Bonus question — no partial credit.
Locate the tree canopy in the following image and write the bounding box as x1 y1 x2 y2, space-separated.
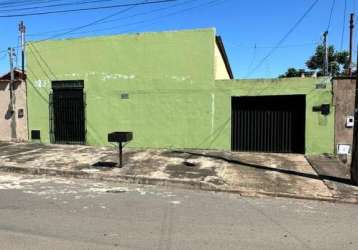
279 45 350 78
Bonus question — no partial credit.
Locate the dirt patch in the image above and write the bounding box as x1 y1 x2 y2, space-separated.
165 163 216 179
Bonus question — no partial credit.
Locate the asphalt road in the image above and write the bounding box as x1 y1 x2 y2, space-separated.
0 173 357 250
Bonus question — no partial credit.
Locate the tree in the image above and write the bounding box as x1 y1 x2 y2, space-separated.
279 68 307 78
280 45 349 78
305 45 349 76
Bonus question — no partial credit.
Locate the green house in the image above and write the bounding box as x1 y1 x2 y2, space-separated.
27 28 334 155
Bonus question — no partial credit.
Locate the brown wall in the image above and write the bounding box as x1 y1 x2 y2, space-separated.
0 80 28 141
333 78 356 163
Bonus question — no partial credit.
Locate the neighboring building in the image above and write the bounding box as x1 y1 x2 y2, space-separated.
26 28 334 155
332 77 356 163
0 69 28 141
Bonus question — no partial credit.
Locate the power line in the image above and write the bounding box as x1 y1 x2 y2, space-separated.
0 0 66 8
54 0 225 37
0 0 119 13
31 0 176 42
0 0 176 18
28 0 197 37
43 6 137 40
0 0 63 8
245 44 257 77
245 0 319 78
79 0 199 27
327 0 336 31
96 0 198 25
228 41 318 49
0 0 210 53
5 0 176 80
0 3 139 53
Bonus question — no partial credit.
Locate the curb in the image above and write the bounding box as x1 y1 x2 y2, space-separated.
1 165 357 204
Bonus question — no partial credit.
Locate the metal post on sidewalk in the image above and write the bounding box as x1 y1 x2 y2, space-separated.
119 142 123 168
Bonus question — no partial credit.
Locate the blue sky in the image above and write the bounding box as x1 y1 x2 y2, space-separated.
0 0 356 78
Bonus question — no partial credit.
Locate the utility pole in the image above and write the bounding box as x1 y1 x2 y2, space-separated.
8 47 14 107
19 21 26 77
349 13 355 76
8 47 17 139
351 44 358 184
323 31 329 76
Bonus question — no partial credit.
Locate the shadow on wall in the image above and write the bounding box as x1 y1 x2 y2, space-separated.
1 81 22 121
0 81 21 91
4 107 13 120
0 83 6 91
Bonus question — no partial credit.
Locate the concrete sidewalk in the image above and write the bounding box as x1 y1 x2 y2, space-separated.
0 141 357 203
307 155 358 203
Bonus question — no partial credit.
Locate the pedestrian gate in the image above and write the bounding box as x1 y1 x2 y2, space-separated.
231 95 306 153
50 80 85 144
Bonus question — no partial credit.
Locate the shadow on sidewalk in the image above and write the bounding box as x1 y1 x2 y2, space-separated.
172 150 355 186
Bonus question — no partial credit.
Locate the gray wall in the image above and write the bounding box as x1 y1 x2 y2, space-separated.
333 78 356 163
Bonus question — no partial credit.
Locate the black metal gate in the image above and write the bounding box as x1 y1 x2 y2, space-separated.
232 95 306 153
50 80 85 144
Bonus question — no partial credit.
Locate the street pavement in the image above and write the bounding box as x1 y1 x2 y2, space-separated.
0 173 357 250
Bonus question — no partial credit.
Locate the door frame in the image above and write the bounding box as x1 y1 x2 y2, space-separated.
49 80 86 144
231 94 306 153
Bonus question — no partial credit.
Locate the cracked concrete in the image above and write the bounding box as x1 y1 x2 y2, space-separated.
0 141 354 202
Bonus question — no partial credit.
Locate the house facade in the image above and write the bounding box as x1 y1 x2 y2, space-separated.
26 28 334 155
0 70 28 141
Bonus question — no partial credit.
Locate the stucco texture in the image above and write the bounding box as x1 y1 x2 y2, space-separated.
214 78 334 155
0 80 28 141
26 28 334 154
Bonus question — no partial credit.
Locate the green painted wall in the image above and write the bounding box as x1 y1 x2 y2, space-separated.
214 78 334 155
27 29 216 148
27 28 334 154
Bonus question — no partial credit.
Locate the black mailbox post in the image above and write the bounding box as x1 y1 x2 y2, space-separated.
108 132 133 168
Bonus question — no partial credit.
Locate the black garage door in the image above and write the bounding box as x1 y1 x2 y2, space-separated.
231 95 306 153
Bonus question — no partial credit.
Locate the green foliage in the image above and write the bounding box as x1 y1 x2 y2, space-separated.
280 45 349 78
279 68 307 78
306 45 349 76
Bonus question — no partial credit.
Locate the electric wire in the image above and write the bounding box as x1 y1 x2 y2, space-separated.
326 0 336 31
93 0 198 25
28 0 196 37
0 0 176 18
0 0 119 13
63 0 225 37
19 0 216 82
33 0 176 41
245 0 320 78
245 44 257 76
9 0 178 82
228 41 318 49
0 3 137 53
0 0 64 8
